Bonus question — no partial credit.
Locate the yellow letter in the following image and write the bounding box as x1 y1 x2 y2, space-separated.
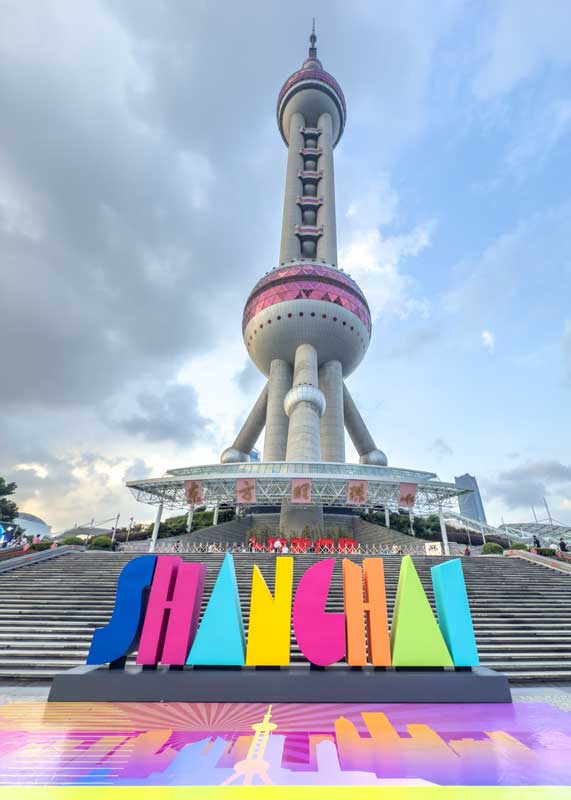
246 557 293 665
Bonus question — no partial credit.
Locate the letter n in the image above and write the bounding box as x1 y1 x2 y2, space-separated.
136 557 206 666
343 558 391 666
87 555 157 666
246 556 293 666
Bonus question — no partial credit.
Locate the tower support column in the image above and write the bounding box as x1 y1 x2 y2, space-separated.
263 359 292 461
319 360 345 462
279 111 305 263
343 383 388 466
316 112 337 265
281 344 325 534
285 344 324 461
221 382 268 463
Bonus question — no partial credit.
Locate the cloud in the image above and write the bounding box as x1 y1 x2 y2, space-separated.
504 98 571 175
431 437 454 457
484 460 571 511
499 461 571 484
481 330 495 353
564 320 571 383
119 384 212 445
234 361 262 393
123 458 153 482
384 322 443 359
339 176 435 321
473 0 571 100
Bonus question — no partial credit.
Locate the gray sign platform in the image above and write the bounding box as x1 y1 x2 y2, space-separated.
48 665 511 703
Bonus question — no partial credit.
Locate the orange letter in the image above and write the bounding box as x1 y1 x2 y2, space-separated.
343 558 391 666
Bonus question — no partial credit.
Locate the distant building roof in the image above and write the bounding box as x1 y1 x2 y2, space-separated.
13 513 52 539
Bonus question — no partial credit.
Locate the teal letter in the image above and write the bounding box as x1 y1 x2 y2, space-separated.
431 559 479 667
187 553 245 665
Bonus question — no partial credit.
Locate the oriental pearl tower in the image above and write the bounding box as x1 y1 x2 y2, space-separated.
220 26 387 533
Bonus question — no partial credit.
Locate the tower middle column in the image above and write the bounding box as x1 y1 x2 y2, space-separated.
281 344 325 534
263 359 292 461
279 112 305 263
319 360 345 462
284 344 325 461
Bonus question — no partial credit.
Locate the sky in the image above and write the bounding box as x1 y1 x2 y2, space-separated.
1 0 570 533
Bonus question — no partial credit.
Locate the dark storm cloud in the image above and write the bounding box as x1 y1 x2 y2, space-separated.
431 437 453 457
0 1 462 528
119 384 212 444
234 361 263 393
0 1 453 416
483 460 571 510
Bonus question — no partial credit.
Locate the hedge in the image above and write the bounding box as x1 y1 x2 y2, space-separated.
28 541 53 552
89 535 113 550
482 542 504 555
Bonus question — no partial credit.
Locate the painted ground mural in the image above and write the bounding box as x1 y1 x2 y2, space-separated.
0 701 570 789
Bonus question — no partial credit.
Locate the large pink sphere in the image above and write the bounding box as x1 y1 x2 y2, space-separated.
243 262 371 377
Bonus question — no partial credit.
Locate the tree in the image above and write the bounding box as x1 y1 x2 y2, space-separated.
0 478 18 522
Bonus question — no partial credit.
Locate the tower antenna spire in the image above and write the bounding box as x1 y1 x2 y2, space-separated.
309 18 317 59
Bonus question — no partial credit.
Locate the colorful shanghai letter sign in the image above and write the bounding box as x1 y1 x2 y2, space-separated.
86 554 480 671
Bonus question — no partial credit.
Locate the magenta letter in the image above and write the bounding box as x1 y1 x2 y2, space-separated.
136 556 205 666
293 558 346 666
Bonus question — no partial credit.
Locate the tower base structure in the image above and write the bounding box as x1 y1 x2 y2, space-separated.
280 500 323 535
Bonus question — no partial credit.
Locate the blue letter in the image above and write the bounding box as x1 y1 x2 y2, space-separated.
87 555 157 665
187 553 246 665
431 559 479 667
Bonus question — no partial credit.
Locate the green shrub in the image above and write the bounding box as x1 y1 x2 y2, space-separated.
62 536 84 546
28 541 52 552
537 547 556 557
510 543 529 551
482 542 504 555
89 535 113 550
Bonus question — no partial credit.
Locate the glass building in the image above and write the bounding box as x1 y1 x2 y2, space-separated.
455 474 487 523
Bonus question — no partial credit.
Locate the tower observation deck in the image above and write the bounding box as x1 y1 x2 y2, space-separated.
127 28 469 538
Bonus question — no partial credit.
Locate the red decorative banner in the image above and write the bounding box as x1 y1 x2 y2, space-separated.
236 478 257 504
184 479 203 505
291 478 312 504
347 479 368 505
398 482 417 509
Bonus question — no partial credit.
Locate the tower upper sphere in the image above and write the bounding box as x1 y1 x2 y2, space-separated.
277 26 346 147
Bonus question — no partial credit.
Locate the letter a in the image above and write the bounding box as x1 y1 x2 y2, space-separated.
136 557 206 666
293 559 346 666
87 555 156 665
246 556 293 666
391 556 453 667
343 558 391 666
431 559 479 667
187 553 246 666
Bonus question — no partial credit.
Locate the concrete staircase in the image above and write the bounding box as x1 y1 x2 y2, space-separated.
0 551 569 683
354 519 422 550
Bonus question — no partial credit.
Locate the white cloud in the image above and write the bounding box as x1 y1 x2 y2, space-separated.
340 222 433 320
505 97 571 174
473 0 571 100
481 330 495 353
564 320 571 383
340 177 434 321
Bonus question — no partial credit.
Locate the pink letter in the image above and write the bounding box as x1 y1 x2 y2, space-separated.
293 558 346 666
136 557 205 666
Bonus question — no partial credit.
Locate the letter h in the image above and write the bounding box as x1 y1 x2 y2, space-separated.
343 558 391 666
136 557 206 666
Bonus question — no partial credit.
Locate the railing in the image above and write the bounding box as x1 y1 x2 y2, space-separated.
121 541 429 556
